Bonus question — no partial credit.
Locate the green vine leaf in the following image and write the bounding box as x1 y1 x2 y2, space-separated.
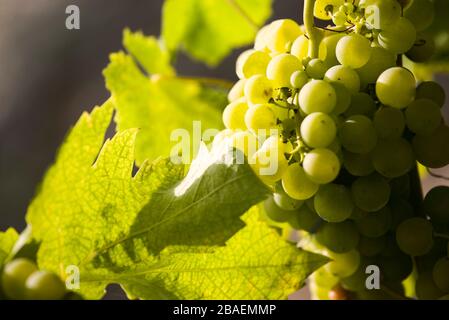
82 206 328 300
0 228 18 267
25 101 269 299
105 30 228 164
162 0 273 66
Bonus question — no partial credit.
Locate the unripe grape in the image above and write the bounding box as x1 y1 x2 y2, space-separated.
423 186 449 225
355 206 392 238
251 136 288 182
324 65 360 94
236 49 271 79
343 151 375 177
303 148 341 184
405 98 442 136
291 35 327 61
373 107 405 139
314 184 354 223
265 19 303 53
404 0 435 31
1 258 38 300
289 205 323 232
433 258 449 293
281 164 319 200
344 92 376 118
321 33 345 68
266 53 302 87
25 270 66 300
340 115 377 154
416 271 445 300
406 32 435 63
222 99 248 130
378 17 416 54
228 79 246 102
360 0 401 29
273 191 303 211
299 80 337 114
376 67 416 109
244 104 277 136
372 138 414 178
330 82 351 115
300 112 337 148
355 47 396 89
314 0 345 20
416 81 446 108
290 70 309 89
325 249 360 277
351 174 391 212
254 24 271 52
244 75 274 105
396 217 434 256
305 59 327 79
412 124 449 168
336 34 372 69
263 196 295 223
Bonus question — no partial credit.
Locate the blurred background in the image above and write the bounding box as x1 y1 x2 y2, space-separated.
0 0 448 247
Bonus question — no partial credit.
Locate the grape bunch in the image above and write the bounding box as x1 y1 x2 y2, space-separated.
0 258 77 300
215 0 449 300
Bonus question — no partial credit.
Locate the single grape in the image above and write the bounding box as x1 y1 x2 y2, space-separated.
325 249 361 277
312 267 339 289
314 184 354 222
291 35 327 61
314 0 344 20
265 19 303 53
282 164 319 200
356 47 396 89
228 79 246 102
416 271 445 300
433 258 449 293
404 0 435 31
405 98 442 136
423 186 449 225
263 196 295 223
373 107 405 139
25 270 66 300
360 0 402 29
236 49 271 79
378 17 417 54
244 75 274 105
336 34 372 69
357 235 387 257
300 113 337 148
266 53 302 88
322 33 345 68
343 151 375 177
351 174 391 212
1 258 38 300
222 99 248 130
330 82 351 115
251 136 288 182
396 217 434 256
406 32 435 63
290 70 309 89
324 65 360 94
306 59 328 79
273 191 303 211
376 67 416 109
254 24 271 52
416 81 446 108
413 124 449 168
244 103 277 136
229 131 259 159
299 80 337 114
303 148 341 184
340 115 377 154
355 206 392 238
372 138 414 178
288 205 323 232
341 261 369 292
344 92 376 118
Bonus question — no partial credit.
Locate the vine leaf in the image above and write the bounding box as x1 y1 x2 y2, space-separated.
162 0 273 66
104 30 227 164
0 228 18 267
82 206 328 300
25 101 269 298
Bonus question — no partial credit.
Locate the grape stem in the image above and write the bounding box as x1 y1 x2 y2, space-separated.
304 0 319 59
226 0 259 31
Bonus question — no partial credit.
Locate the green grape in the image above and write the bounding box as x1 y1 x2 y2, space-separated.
317 221 360 253
404 0 435 31
360 0 402 29
236 49 271 79
396 217 434 256
303 148 341 184
416 81 446 108
312 267 339 289
423 186 449 225
25 271 66 300
263 196 295 223
314 0 344 20
389 174 411 199
325 249 361 277
322 33 345 68
228 79 246 102
343 151 375 177
229 131 259 158
306 197 316 212
340 115 378 154
341 261 369 292
356 206 392 238
378 17 417 54
244 75 274 105
389 197 414 229
222 99 248 130
282 164 319 200
314 184 354 222
330 82 351 115
299 80 337 114
378 253 413 282
265 19 303 53
413 124 449 168
358 235 387 257
355 47 396 89
306 59 327 79
373 107 405 139
251 136 288 182
1 258 38 300
291 35 327 61
300 113 337 148
290 70 309 89
266 53 302 88
351 174 391 212
344 92 376 118
415 238 448 273
416 271 445 300
350 207 368 221
433 258 449 293
244 103 277 135
288 205 323 232
376 67 416 109
405 98 442 136
336 34 372 69
406 32 435 63
324 65 360 94
372 138 414 178
254 24 271 52
273 190 303 211
332 10 347 27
